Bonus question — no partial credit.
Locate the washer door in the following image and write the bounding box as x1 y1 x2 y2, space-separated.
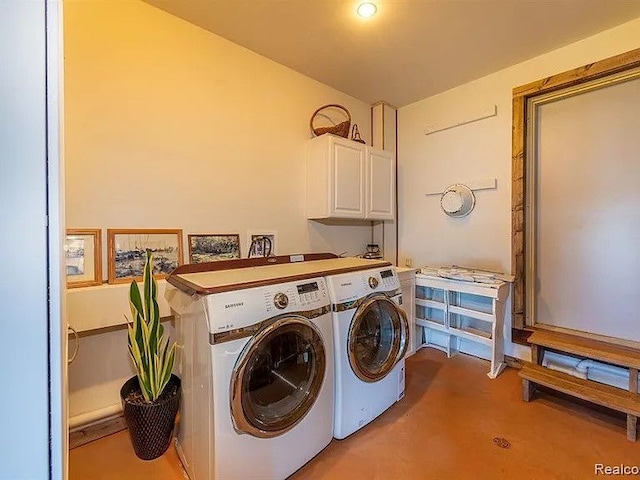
230 316 326 438
348 295 408 382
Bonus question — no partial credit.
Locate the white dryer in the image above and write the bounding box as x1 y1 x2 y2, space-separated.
326 266 408 439
166 274 334 480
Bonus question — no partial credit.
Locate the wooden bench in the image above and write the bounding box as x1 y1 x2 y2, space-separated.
519 329 640 441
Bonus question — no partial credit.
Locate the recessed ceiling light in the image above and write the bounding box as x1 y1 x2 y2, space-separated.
357 2 377 18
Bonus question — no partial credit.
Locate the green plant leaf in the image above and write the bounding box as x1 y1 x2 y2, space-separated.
158 341 176 395
125 250 177 403
129 280 143 319
143 251 153 321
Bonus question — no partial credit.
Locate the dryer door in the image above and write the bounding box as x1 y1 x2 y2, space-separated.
230 316 326 438
348 295 408 382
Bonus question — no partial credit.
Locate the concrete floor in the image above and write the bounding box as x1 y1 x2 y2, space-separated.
70 349 639 480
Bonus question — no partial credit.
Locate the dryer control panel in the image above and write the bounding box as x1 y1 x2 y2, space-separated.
326 267 400 304
361 268 399 293
379 269 397 289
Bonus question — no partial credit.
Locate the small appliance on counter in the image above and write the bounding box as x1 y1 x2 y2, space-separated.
362 244 382 259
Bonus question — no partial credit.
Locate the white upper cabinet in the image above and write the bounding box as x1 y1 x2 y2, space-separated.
366 147 395 220
307 134 395 220
330 136 366 218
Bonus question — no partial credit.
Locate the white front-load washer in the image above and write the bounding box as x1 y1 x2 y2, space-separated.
166 275 334 480
326 266 408 439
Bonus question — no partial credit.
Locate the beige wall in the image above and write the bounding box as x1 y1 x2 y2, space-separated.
65 0 372 261
65 0 372 421
398 16 640 359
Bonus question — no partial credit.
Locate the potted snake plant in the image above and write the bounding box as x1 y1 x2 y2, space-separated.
120 250 181 460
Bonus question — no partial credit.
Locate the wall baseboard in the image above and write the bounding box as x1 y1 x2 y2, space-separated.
69 414 127 449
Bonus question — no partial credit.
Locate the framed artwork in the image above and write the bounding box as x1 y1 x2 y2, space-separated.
188 234 241 263
107 229 183 284
65 229 102 288
247 230 278 258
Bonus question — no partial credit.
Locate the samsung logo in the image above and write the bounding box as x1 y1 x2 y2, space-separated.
224 302 244 309
340 282 352 287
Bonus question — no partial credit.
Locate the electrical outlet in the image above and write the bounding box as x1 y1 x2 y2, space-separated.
404 257 413 268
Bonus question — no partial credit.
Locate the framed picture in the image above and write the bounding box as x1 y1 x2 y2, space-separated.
65 229 102 288
107 229 183 284
247 230 278 258
188 234 241 263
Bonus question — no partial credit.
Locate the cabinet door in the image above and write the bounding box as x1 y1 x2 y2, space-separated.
366 148 395 220
331 139 365 218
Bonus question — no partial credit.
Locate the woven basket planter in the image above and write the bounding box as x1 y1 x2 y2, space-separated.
120 374 181 461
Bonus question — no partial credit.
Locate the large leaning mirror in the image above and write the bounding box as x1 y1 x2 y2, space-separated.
511 48 640 346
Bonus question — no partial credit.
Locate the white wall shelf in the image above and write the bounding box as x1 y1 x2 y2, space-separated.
424 178 497 196
416 318 447 333
415 273 510 378
423 104 497 136
67 280 172 333
415 298 445 309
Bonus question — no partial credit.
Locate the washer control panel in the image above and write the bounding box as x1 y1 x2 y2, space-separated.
262 278 329 314
296 281 323 304
273 292 289 309
207 277 330 333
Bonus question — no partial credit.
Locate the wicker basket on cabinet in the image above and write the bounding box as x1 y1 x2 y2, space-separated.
310 104 351 138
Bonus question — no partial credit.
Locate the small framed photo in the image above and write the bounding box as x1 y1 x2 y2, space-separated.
107 229 183 284
65 229 102 288
247 230 277 258
188 234 241 263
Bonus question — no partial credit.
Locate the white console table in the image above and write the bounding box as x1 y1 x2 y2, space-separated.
415 272 510 378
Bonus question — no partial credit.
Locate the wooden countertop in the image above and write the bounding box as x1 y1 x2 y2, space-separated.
167 256 392 296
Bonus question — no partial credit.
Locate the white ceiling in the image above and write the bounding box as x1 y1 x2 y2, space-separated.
145 0 640 107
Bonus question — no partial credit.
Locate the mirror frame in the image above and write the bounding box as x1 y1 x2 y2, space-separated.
510 47 640 342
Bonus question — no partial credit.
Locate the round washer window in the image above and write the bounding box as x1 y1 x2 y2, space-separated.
231 317 326 438
348 296 407 382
